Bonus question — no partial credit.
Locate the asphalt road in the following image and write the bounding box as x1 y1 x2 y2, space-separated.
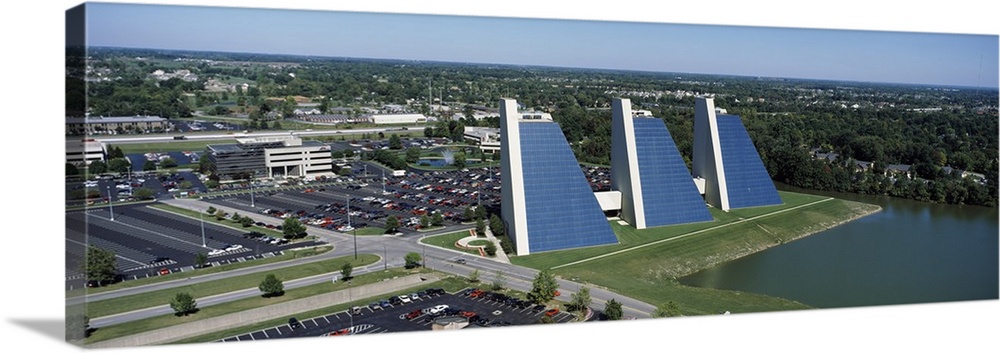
77 196 655 329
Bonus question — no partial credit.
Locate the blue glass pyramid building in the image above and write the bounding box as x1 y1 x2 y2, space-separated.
692 96 782 210
610 98 713 228
500 99 618 255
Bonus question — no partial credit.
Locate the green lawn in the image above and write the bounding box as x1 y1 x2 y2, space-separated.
412 191 881 316
86 266 429 344
69 246 332 299
502 191 881 315
353 226 387 235
421 229 483 255
84 254 379 318
167 274 473 344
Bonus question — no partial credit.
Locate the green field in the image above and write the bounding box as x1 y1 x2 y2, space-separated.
168 274 473 344
69 245 332 298
84 254 379 318
421 229 483 255
483 191 879 315
85 266 426 344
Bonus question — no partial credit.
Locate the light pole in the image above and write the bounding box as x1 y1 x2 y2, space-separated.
383 242 387 271
249 176 255 208
200 211 207 247
348 194 357 260
107 184 114 221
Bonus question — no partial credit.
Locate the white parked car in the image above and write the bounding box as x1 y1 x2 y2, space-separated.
225 244 243 251
398 295 412 304
428 304 449 314
208 249 225 256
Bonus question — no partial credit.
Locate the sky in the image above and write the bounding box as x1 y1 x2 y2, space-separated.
82 1 999 88
0 2 997 353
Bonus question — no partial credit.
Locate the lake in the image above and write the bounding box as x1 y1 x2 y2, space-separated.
679 185 999 308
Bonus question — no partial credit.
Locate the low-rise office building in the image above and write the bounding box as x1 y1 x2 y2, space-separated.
66 115 169 135
205 136 333 180
66 138 105 166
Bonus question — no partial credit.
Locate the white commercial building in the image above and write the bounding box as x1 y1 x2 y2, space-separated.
66 139 105 166
369 114 428 125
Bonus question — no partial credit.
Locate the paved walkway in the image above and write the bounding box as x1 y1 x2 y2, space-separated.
454 228 510 264
87 273 441 348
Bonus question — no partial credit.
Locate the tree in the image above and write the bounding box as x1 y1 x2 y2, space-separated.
193 252 208 269
405 147 422 164
160 157 178 168
475 218 486 236
282 217 307 239
341 262 354 280
468 269 480 283
431 211 444 227
107 157 131 174
133 187 154 200
474 205 487 220
527 268 558 304
453 152 467 169
214 208 226 221
419 214 430 228
170 292 198 316
490 270 507 291
389 134 403 149
206 206 217 215
258 274 285 298
87 160 108 175
424 126 434 138
404 252 422 269
143 160 157 171
385 215 399 233
489 214 505 237
463 206 475 222
569 287 592 312
66 163 80 176
652 301 681 318
604 299 623 320
83 246 117 285
231 211 241 223
65 313 90 340
240 216 254 227
484 241 497 257
108 146 125 159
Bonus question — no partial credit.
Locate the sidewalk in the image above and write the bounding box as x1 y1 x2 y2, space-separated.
454 228 511 264
88 273 441 348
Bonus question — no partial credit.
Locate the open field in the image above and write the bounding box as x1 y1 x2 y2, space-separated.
85 254 379 318
85 266 429 344
505 191 882 314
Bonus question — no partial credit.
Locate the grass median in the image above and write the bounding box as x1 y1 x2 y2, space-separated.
168 275 474 344
85 253 378 318
86 267 445 344
68 246 333 298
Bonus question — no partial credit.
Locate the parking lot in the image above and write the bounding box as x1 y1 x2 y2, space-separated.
219 288 576 342
65 202 322 289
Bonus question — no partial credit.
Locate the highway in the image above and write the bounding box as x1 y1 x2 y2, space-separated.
92 125 426 144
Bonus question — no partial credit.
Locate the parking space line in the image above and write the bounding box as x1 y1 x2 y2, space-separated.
310 318 319 326
262 330 269 338
322 316 330 324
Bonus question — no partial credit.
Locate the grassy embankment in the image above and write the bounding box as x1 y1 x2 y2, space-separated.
508 191 881 315
82 254 381 344
421 229 483 255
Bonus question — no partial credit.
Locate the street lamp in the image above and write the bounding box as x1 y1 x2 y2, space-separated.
348 194 357 260
383 242 387 271
249 176 255 208
200 210 207 247
107 184 114 221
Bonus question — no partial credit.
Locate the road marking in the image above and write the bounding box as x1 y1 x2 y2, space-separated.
552 197 835 269
322 316 330 324
262 330 269 338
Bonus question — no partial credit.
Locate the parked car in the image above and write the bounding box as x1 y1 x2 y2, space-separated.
545 308 560 317
158 268 170 276
288 317 300 329
398 295 412 304
428 304 449 315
